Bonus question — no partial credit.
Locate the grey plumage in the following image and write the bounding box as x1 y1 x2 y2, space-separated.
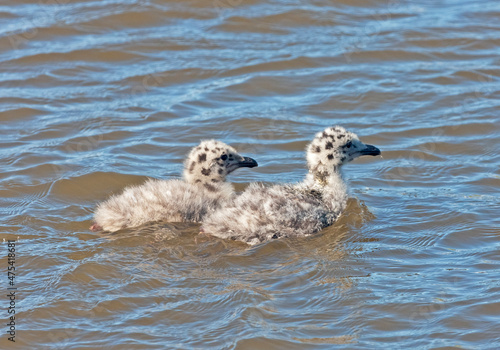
90 140 258 232
200 126 381 245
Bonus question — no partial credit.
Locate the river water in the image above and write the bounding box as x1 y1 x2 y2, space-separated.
1 0 500 348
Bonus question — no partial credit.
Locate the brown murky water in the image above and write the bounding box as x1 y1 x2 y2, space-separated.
1 0 500 348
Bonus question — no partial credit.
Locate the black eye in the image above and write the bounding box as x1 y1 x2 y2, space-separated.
345 141 352 148
221 154 228 161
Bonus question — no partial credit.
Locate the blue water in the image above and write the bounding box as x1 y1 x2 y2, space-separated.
1 0 500 348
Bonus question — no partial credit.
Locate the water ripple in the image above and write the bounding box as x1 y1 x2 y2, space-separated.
1 0 500 348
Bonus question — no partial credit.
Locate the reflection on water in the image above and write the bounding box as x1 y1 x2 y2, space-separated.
1 0 500 348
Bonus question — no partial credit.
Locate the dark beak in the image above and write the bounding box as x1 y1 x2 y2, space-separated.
360 144 381 156
238 156 258 168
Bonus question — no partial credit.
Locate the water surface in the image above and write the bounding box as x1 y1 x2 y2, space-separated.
1 0 500 348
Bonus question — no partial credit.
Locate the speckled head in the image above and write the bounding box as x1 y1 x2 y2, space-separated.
183 140 258 189
306 126 380 181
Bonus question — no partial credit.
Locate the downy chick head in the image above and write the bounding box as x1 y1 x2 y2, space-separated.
183 140 258 190
306 126 380 183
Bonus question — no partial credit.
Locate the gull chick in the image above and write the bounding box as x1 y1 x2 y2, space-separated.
200 126 380 245
90 140 258 232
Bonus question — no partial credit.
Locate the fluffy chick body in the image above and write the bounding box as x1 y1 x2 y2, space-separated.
91 140 257 232
201 126 380 245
